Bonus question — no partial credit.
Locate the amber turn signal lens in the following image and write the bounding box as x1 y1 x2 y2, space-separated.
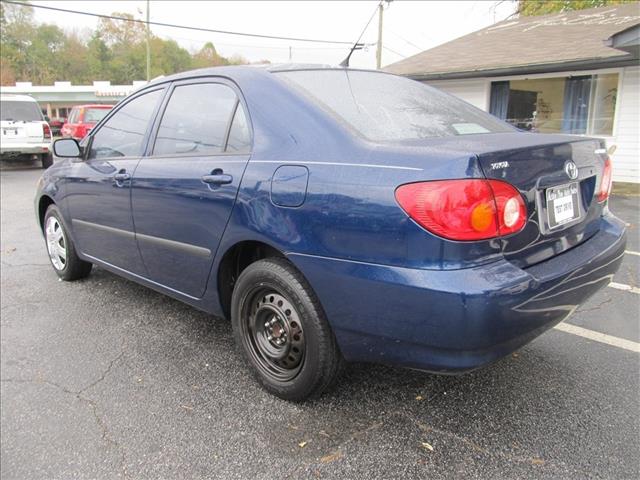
470 202 495 232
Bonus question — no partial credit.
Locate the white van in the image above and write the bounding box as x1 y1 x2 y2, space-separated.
1 94 53 168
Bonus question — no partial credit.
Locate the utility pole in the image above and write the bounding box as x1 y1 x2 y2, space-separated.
289 46 292 62
375 2 384 69
146 0 151 81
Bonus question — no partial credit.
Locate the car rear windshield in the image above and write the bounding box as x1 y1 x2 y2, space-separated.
84 108 110 123
1 100 43 122
276 70 513 141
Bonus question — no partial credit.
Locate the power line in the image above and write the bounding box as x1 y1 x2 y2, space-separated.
0 0 355 45
383 45 407 59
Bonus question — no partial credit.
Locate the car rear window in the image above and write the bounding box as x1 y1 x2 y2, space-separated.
84 108 110 123
1 100 43 122
276 70 513 141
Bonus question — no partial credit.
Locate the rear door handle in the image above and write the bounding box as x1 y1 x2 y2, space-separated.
201 172 233 185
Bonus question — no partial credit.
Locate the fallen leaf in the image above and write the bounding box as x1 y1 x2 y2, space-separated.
298 441 308 448
512 352 520 358
421 442 434 452
415 395 423 401
6 247 16 253
531 458 545 465
320 451 344 463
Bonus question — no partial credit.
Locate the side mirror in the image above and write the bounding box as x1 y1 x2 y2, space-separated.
53 138 82 158
44 115 50 122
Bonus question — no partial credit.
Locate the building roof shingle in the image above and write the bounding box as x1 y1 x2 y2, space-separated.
385 3 640 79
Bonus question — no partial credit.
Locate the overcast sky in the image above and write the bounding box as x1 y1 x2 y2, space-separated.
30 0 517 69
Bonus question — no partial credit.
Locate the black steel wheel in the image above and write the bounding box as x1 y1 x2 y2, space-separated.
231 257 342 401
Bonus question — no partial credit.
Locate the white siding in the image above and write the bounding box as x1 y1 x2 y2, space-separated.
424 79 489 110
611 66 639 184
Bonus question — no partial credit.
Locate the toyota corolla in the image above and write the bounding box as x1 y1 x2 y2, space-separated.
36 66 626 401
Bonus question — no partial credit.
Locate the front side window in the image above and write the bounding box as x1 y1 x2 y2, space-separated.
489 73 618 136
84 108 110 124
153 83 237 156
277 70 512 141
88 89 163 159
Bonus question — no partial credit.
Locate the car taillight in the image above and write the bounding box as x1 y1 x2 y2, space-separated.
42 123 51 139
597 156 612 203
395 179 527 241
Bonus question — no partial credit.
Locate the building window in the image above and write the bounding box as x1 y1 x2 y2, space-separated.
489 73 618 136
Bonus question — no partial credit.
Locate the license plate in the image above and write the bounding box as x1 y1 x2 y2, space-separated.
547 182 580 229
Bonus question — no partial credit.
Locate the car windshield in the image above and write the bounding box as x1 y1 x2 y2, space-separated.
276 70 513 141
84 108 110 123
1 100 43 122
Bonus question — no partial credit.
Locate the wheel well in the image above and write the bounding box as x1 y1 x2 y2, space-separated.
38 195 55 231
218 241 284 319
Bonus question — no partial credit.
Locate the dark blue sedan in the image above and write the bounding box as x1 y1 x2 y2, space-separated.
37 66 626 401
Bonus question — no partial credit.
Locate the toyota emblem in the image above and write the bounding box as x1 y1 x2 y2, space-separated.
565 161 578 180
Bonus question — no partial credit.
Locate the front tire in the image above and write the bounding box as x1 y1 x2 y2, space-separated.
44 205 92 281
231 257 342 401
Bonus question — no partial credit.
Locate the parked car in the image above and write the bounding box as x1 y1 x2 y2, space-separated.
37 67 625 401
47 117 66 137
61 104 112 140
1 94 53 168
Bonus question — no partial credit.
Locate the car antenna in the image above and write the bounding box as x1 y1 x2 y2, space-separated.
339 1 382 68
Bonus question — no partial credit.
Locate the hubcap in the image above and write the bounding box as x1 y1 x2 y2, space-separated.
45 216 67 271
242 289 305 382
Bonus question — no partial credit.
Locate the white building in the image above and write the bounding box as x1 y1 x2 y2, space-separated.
0 81 147 120
386 4 640 184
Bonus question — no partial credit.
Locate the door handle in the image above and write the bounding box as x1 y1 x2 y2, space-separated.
201 171 233 185
114 170 131 183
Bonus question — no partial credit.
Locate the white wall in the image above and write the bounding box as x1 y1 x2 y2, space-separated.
425 68 639 184
425 78 489 110
612 66 640 184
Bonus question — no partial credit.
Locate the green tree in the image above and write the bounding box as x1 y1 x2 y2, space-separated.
86 32 112 81
191 42 228 68
517 0 637 16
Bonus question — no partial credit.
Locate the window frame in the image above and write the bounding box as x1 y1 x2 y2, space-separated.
83 85 168 161
146 77 254 159
486 68 623 138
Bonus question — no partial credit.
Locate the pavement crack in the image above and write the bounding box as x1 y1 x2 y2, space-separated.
77 350 126 395
574 296 612 313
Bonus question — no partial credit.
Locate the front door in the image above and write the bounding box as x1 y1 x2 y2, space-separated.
131 80 252 298
65 88 166 274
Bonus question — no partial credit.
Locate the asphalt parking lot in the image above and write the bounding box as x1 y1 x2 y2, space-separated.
1 163 639 479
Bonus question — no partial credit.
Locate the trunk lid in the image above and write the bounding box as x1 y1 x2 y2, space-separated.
473 133 606 268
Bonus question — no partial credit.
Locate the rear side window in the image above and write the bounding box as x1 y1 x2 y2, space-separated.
84 108 110 123
153 83 237 156
1 100 43 122
88 89 163 159
276 70 513 141
226 105 251 153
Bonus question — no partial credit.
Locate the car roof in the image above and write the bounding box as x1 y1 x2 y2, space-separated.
144 65 395 89
0 94 39 102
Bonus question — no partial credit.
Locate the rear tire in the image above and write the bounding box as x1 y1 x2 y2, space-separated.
44 205 92 281
231 257 342 401
41 153 53 169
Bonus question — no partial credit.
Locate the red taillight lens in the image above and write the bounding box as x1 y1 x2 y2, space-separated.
395 179 527 241
597 156 612 203
42 123 51 139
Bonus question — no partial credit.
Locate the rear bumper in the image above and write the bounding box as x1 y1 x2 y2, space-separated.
1 143 50 156
288 213 626 372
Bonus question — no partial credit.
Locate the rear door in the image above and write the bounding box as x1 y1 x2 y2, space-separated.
65 87 166 274
131 78 252 298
